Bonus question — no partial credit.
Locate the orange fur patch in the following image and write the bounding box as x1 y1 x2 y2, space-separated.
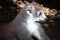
33 4 42 10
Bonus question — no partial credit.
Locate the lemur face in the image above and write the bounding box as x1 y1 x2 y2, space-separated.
26 4 47 22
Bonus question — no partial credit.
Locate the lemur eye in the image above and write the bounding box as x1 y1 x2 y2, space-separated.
37 10 44 16
39 12 42 16
37 11 42 16
28 10 32 13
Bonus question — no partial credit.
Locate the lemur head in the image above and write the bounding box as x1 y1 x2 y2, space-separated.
25 2 47 22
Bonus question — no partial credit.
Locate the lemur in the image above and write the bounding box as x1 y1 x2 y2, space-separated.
0 2 51 40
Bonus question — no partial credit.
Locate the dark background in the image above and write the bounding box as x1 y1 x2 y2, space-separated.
0 0 60 40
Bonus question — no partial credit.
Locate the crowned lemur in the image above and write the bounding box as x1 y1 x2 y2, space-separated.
0 2 51 40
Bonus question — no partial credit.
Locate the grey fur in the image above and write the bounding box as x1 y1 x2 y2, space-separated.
0 2 51 40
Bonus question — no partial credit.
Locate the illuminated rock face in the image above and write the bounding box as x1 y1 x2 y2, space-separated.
0 2 51 40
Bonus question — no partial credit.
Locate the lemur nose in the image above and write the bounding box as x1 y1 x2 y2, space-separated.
46 18 48 21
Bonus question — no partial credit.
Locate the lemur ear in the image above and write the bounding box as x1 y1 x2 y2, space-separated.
26 5 35 15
